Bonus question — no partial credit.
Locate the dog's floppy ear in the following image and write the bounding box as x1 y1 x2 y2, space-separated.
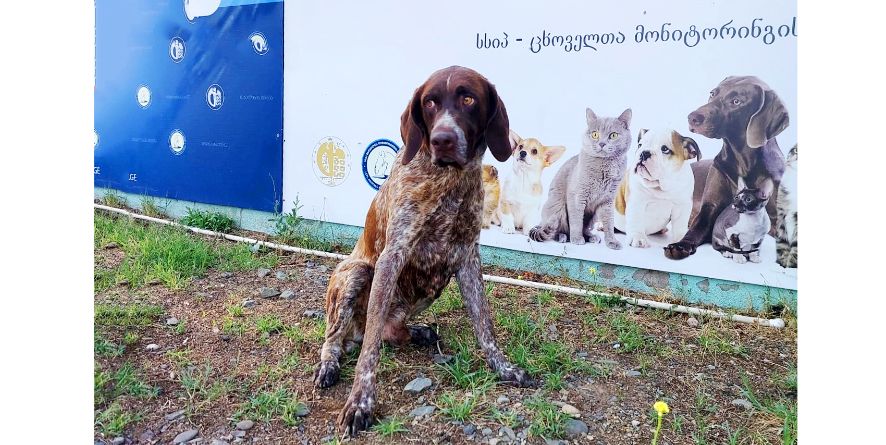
509 130 522 152
485 83 511 162
543 145 567 167
400 84 427 164
682 136 701 161
747 86 789 149
637 128 648 145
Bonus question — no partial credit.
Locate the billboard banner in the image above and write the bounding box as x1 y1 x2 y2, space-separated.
95 0 284 212
284 0 798 290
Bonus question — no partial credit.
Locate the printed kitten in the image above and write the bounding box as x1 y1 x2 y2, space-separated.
775 144 797 268
529 107 632 249
712 182 771 264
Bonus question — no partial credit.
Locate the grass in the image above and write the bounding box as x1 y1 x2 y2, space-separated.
139 196 168 218
95 303 164 327
268 197 353 253
525 397 570 439
95 213 276 290
371 416 409 437
94 362 159 406
741 374 797 445
696 325 748 356
428 284 463 316
608 313 656 353
94 332 124 357
95 401 140 437
256 314 285 344
101 190 127 208
438 391 480 421
235 387 307 426
179 362 235 413
180 208 237 232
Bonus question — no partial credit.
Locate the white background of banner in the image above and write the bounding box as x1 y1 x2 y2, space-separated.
283 0 797 290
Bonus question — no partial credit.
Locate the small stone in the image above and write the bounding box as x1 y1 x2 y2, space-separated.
103 242 119 249
220 272 234 278
164 409 185 421
317 265 329 273
257 268 271 277
500 426 516 441
275 271 288 280
463 424 476 436
489 439 501 445
280 290 296 300
707 364 716 370
212 326 220 334
564 419 588 438
319 436 335 444
625 370 642 377
147 278 162 285
409 405 435 417
432 354 454 365
293 403 310 417
145 343 160 352
631 419 641 427
259 287 280 298
303 309 325 319
496 395 510 405
482 428 493 436
687 317 700 327
236 420 254 431
166 317 179 326
404 377 433 395
613 343 621 349
306 261 316 268
232 430 246 438
111 437 125 445
545 440 565 445
138 430 156 443
116 279 130 286
560 403 581 418
242 299 256 308
731 398 754 410
210 440 231 445
173 429 199 444
220 334 231 342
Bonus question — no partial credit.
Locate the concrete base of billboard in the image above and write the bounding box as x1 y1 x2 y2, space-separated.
94 187 797 312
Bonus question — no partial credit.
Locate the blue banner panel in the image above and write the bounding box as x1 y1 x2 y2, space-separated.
95 0 284 212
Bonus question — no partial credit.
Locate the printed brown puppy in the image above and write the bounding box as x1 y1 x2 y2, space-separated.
313 66 532 436
665 76 788 260
481 164 501 228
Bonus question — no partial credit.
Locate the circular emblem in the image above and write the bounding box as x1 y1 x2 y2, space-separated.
169 129 186 155
94 130 99 149
136 85 151 108
206 84 224 110
362 139 399 190
170 37 186 63
312 137 351 186
249 32 269 55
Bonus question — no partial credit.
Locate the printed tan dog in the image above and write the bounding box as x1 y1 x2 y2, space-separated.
487 131 566 235
313 66 532 436
481 164 501 228
614 128 700 247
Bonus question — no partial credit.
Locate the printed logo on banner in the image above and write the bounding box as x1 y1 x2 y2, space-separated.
249 32 269 55
94 130 99 149
170 37 186 63
206 84 224 110
183 0 220 23
312 137 351 186
136 85 152 108
361 139 399 190
169 130 186 155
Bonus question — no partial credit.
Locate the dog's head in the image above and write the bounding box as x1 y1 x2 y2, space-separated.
399 66 511 168
507 130 566 176
633 129 700 185
687 76 789 148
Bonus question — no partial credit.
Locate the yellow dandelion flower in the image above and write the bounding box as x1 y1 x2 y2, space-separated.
653 400 670 416
588 267 597 275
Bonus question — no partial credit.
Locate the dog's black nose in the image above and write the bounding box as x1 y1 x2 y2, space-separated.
689 112 705 127
431 131 457 150
640 150 651 162
519 150 527 159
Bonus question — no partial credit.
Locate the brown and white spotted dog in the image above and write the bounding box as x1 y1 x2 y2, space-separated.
313 66 533 436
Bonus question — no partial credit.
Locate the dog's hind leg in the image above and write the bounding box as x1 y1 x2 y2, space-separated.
314 259 373 389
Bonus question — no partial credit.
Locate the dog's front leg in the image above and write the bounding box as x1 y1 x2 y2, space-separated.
456 247 533 386
669 201 692 244
665 166 731 259
338 248 406 436
625 197 649 248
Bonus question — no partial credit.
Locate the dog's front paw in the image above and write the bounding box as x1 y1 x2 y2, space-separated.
502 223 516 234
314 360 341 389
731 254 748 264
628 235 649 248
664 241 696 260
338 385 376 437
571 237 586 245
408 324 440 347
605 238 623 250
497 365 534 387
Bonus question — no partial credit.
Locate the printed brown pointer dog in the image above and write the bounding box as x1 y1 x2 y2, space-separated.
313 66 532 436
665 76 788 260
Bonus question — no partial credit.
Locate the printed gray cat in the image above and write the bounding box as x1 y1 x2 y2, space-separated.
529 107 632 249
712 184 771 264
776 144 797 268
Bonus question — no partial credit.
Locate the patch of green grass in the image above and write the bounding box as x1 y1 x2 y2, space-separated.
166 349 192 367
123 332 140 346
741 374 797 445
543 370 566 391
608 313 655 353
179 362 234 413
95 332 124 357
428 284 463 315
490 407 520 428
526 397 570 439
94 362 159 407
180 208 237 232
222 318 246 337
101 190 127 208
534 290 555 306
235 387 306 426
95 303 164 327
227 303 245 318
438 352 496 392
256 314 285 344
371 416 409 437
696 325 747 357
438 391 479 422
139 196 168 218
283 324 306 345
670 414 684 433
175 320 187 335
95 401 140 437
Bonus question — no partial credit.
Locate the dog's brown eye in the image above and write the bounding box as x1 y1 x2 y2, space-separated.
531 148 538 155
732 98 742 106
661 145 672 154
462 96 475 106
424 99 435 108
609 132 618 140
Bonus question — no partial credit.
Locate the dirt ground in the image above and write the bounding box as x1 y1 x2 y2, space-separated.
93 211 797 445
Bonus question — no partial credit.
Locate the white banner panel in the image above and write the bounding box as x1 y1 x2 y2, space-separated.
283 0 797 290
